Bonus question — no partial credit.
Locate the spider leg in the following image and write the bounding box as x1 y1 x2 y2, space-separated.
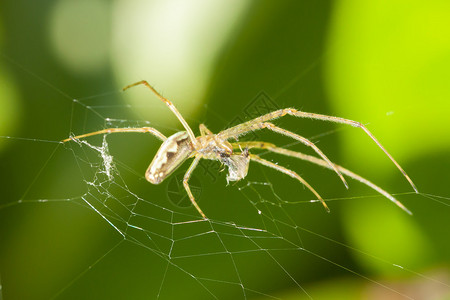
225 122 348 189
218 108 417 193
123 80 197 145
199 124 213 136
231 141 276 150
183 156 207 219
249 153 329 212
62 127 167 142
232 141 412 214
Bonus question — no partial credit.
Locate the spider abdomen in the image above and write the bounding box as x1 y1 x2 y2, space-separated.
145 131 193 184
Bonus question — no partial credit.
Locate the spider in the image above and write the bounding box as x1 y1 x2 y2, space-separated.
63 80 418 219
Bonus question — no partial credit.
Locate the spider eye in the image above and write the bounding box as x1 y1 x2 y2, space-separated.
219 152 230 158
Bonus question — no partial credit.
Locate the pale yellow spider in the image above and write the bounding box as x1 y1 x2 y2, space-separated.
63 80 418 219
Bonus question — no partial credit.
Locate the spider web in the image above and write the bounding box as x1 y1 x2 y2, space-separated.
0 65 449 300
2 0 450 297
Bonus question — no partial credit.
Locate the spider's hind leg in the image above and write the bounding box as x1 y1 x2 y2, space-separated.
62 127 167 143
183 156 207 219
122 80 197 144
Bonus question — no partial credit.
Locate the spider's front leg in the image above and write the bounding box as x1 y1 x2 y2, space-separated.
219 122 349 189
249 153 329 212
232 141 412 214
218 108 417 192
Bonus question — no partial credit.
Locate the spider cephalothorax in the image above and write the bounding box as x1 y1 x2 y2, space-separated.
63 80 418 219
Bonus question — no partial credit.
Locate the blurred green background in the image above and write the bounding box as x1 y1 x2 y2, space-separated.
1 0 449 299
